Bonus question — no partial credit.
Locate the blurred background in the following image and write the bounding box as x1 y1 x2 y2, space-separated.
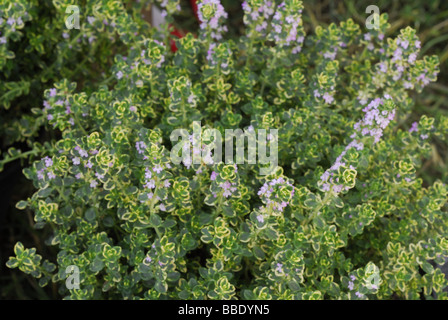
1 0 447 299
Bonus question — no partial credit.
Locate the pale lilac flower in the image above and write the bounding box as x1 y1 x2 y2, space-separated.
276 263 283 273
95 172 104 180
348 281 354 290
321 97 395 194
323 51 337 60
90 180 98 188
392 48 402 62
43 156 53 167
197 0 228 40
408 53 417 64
153 165 163 174
222 189 232 198
409 122 418 133
37 169 45 180
322 92 334 104
79 148 88 158
403 81 413 89
400 40 409 49
417 73 430 86
145 179 156 189
136 141 147 154
206 43 216 63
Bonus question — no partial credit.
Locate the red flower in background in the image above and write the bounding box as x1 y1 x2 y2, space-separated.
190 0 199 21
169 0 199 52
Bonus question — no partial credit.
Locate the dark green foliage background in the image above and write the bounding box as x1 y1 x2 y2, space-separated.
1 0 447 299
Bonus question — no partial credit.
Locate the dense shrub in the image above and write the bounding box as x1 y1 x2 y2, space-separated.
5 0 448 299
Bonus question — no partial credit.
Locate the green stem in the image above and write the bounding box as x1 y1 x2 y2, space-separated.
260 54 278 96
0 149 40 166
305 189 333 225
149 184 162 238
41 32 84 81
245 35 255 68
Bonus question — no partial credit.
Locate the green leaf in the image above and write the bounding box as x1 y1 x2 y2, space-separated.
16 200 28 210
37 188 53 198
162 219 176 229
239 232 251 242
90 257 105 273
154 281 168 293
14 242 25 256
150 213 162 227
85 208 96 221
421 261 434 274
253 246 265 260
6 258 19 269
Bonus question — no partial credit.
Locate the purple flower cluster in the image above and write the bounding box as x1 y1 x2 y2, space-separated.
210 170 237 199
37 156 56 181
320 97 395 194
257 177 295 214
136 141 147 156
385 34 436 89
70 146 108 187
178 134 214 170
143 166 169 190
268 1 305 53
197 0 228 40
314 88 335 105
159 0 181 17
43 88 76 127
219 180 237 198
141 165 172 212
352 96 396 143
409 121 418 133
242 0 275 36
